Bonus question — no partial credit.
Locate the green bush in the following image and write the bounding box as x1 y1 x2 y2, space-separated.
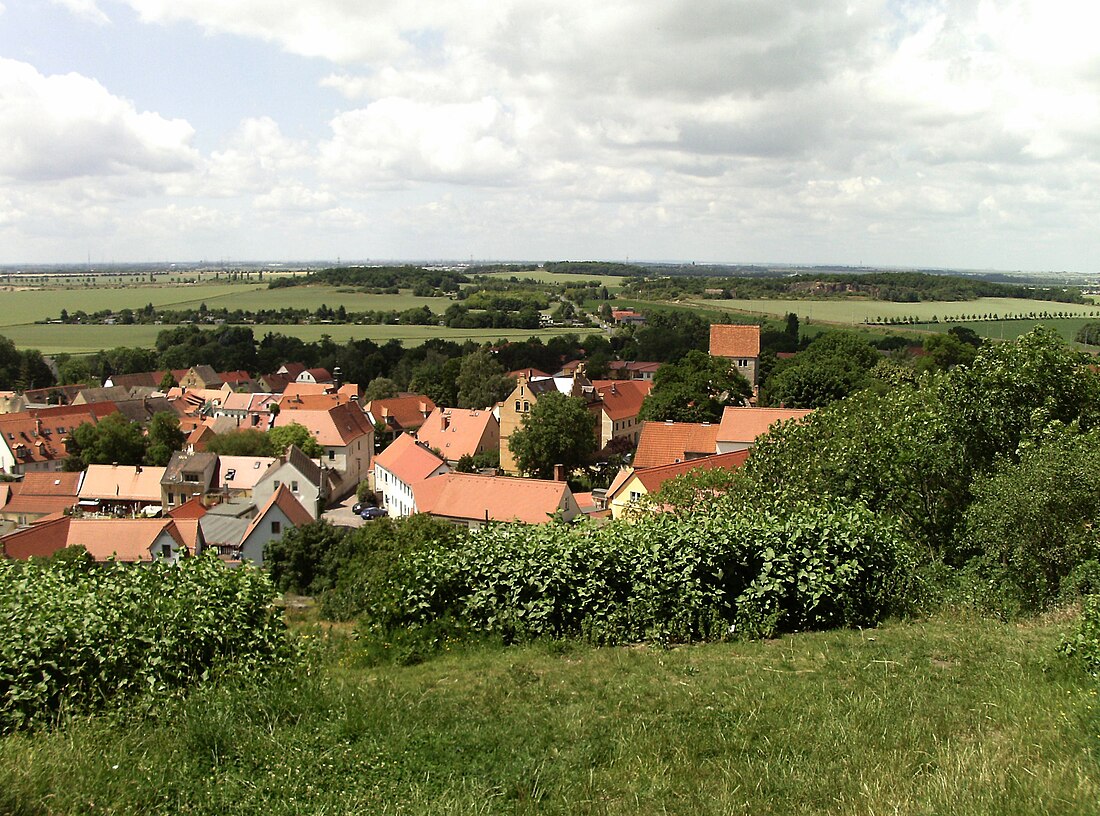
1059 595 1100 677
0 551 288 732
364 499 909 645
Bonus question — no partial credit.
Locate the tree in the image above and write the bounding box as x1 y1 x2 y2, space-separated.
65 413 147 470
145 411 186 466
508 391 597 479
638 350 752 423
364 376 400 401
158 370 178 391
206 429 272 457
268 422 324 458
763 331 879 408
455 350 513 409
409 356 461 407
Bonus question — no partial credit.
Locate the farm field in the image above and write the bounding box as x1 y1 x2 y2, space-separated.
2 614 1096 815
168 285 445 314
477 269 627 289
1 322 575 355
0 283 262 328
914 317 1100 345
691 296 1100 324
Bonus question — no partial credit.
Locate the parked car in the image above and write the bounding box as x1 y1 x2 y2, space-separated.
352 502 367 515
359 506 388 520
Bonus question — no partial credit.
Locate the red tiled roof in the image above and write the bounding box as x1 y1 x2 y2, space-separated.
374 433 448 485
632 421 720 468
167 497 209 519
364 394 436 431
716 407 814 445
2 517 193 562
1 515 71 559
280 383 334 400
414 472 572 524
709 324 761 358
271 403 373 447
415 408 498 461
0 405 112 468
242 484 313 542
630 450 750 493
507 368 549 380
78 464 166 502
592 380 653 421
1 471 81 517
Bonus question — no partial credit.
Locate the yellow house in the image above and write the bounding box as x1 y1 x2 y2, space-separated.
606 451 749 520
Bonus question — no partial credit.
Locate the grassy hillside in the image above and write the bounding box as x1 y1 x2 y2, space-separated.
2 614 1096 815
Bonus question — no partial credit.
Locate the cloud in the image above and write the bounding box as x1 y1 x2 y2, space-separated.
0 58 197 182
49 0 110 25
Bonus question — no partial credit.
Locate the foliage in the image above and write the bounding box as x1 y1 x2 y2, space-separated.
205 429 272 457
268 422 323 458
0 552 287 732
264 520 348 596
639 349 752 422
1059 594 1100 677
507 391 598 478
65 412 147 470
959 429 1100 613
144 411 186 466
763 331 880 408
455 349 513 409
365 498 908 645
1074 321 1100 346
363 376 400 401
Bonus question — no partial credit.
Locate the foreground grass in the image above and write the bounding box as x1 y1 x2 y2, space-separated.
1 615 1097 815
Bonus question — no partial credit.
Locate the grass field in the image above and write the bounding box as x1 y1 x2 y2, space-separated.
691 296 1100 324
913 317 1099 345
0 322 579 355
1 613 1096 815
478 269 627 289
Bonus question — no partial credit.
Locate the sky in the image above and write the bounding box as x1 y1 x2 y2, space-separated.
0 0 1098 271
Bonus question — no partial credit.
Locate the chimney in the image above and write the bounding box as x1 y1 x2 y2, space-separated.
442 413 450 430
553 463 565 482
135 465 142 474
34 418 42 435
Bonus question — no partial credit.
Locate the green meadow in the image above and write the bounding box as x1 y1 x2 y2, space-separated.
2 614 1097 815
1 322 574 355
477 269 628 289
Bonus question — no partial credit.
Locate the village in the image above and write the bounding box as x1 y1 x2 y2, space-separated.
0 324 811 565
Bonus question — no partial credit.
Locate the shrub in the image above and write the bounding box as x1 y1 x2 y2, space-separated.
364 498 909 645
1059 595 1100 677
0 552 288 732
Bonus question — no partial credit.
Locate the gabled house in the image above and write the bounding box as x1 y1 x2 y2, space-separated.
499 370 601 474
363 394 437 444
709 324 762 389
592 380 653 448
160 451 218 509
413 472 580 529
373 433 449 517
606 361 661 381
179 365 224 390
253 444 328 518
238 485 314 566
605 451 749 520
270 401 374 493
0 403 116 476
632 421 720 469
1 515 199 563
198 498 257 557
217 455 278 497
414 407 500 465
78 464 167 515
296 367 333 385
0 471 83 532
213 392 279 428
715 406 814 453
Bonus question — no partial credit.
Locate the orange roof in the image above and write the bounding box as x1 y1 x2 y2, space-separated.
709 324 761 358
242 484 314 542
592 380 653 421
66 518 187 561
0 405 110 467
507 368 549 380
78 464 166 502
218 455 278 491
1 515 71 559
168 496 209 519
364 394 436 431
374 433 448 485
271 403 373 447
1 471 82 517
415 408 498 461
629 451 750 494
716 407 814 444
632 421 720 468
280 382 334 399
171 518 204 553
414 472 572 524
15 471 82 496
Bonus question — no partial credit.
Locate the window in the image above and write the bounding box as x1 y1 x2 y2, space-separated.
271 521 281 534
160 543 172 559
515 401 521 411
273 480 281 489
291 481 299 492
522 401 529 412
328 450 335 461
629 491 642 502
225 469 236 480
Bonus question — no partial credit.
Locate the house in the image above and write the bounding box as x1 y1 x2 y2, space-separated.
498 370 601 473
276 363 307 380
280 382 335 400
213 392 279 428
160 450 219 509
217 455 278 497
413 472 580 529
197 498 257 557
257 372 293 394
0 471 83 532
20 385 87 408
606 361 661 381
611 308 646 326
237 485 314 566
0 391 28 413
414 407 500 465
605 451 749 520
507 368 550 381
715 406 814 453
72 386 138 405
219 370 256 391
253 444 328 518
592 380 652 448
373 433 449 517
270 401 374 494
0 403 117 476
296 367 333 385
78 464 167 515
363 394 437 442
632 421 721 469
179 365 224 390
709 324 762 389
1 515 199 563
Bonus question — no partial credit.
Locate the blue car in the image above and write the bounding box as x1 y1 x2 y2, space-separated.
359 506 388 520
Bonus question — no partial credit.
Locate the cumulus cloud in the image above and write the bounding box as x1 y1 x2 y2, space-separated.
49 0 110 25
0 58 197 182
